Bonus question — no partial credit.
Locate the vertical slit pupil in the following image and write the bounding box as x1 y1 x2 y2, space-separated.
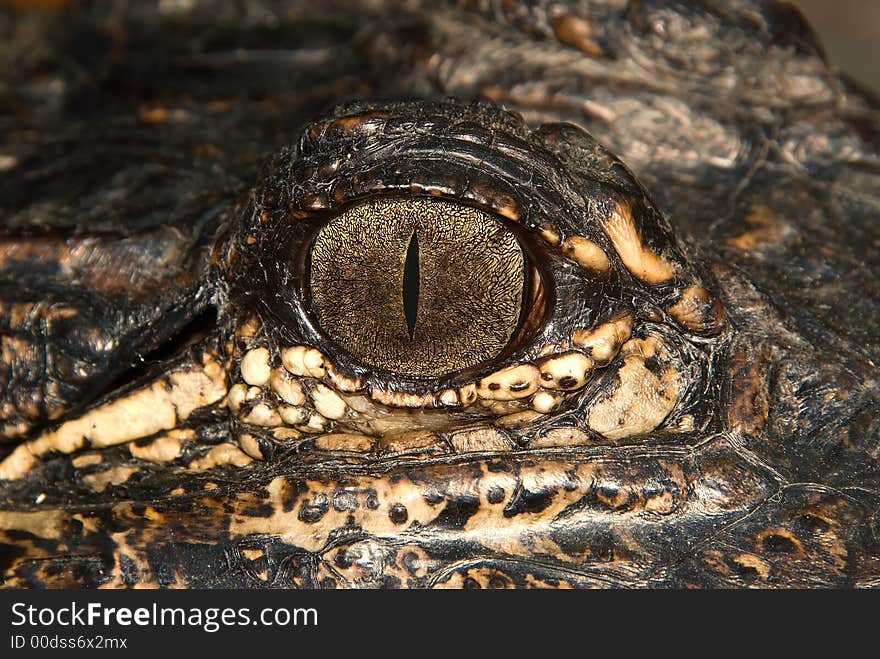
403 232 420 340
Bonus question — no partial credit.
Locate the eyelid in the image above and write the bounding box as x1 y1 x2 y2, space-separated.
291 105 579 238
224 100 726 449
237 105 618 375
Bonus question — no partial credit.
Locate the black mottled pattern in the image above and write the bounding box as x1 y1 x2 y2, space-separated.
0 0 878 589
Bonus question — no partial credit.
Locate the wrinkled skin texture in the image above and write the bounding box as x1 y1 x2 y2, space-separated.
0 0 878 588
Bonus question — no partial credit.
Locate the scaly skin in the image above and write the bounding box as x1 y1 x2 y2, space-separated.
0 1 878 588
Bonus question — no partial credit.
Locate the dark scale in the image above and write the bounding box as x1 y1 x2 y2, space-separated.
486 486 506 504
0 0 878 589
389 504 409 525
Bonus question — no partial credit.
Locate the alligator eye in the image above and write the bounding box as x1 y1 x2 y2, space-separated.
220 100 729 462
308 197 527 376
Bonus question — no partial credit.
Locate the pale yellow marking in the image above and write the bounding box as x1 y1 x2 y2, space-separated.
495 201 520 222
188 443 253 471
241 347 271 386
281 346 326 378
82 466 138 492
223 458 684 567
672 414 695 431
94 532 157 588
271 427 300 441
325 368 363 393
539 227 561 246
314 433 373 453
595 481 630 509
0 386 176 480
602 202 676 283
587 336 682 440
299 192 329 211
243 403 283 427
128 430 190 463
439 389 459 406
377 543 435 582
0 510 68 540
311 384 347 419
447 426 512 452
531 391 561 413
279 405 307 425
477 364 540 400
322 538 386 585
537 351 593 390
9 302 33 328
524 574 575 589
459 463 597 555
702 549 730 575
755 528 805 557
667 286 723 332
0 421 31 440
238 434 263 460
369 389 434 408
327 393 368 415
458 383 478 405
1 338 34 400
242 548 263 562
328 111 391 134
536 343 557 357
342 395 458 436
434 567 516 589
300 414 327 432
71 512 102 534
139 105 188 124
71 454 103 468
0 154 18 172
144 507 163 522
226 383 248 413
229 474 439 553
167 357 228 419
561 235 610 272
0 355 227 480
571 314 633 365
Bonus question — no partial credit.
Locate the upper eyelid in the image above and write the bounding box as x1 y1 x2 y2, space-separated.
291 110 581 229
